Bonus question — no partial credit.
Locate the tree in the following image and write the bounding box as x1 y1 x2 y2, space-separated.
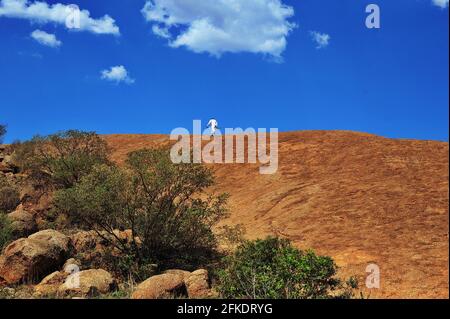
217 237 357 299
12 130 110 189
55 148 229 269
0 125 6 144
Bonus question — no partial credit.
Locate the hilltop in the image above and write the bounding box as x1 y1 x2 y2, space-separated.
104 131 449 299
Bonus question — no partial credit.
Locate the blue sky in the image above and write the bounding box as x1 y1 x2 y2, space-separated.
0 0 448 143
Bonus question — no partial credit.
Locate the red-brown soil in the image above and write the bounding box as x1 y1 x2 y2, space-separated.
104 131 449 299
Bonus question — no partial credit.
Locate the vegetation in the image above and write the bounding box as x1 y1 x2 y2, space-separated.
0 124 6 144
0 213 13 251
217 237 357 299
2 129 360 299
55 148 229 271
12 130 110 189
0 176 20 213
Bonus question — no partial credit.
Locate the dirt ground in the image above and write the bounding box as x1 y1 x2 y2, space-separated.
104 130 449 299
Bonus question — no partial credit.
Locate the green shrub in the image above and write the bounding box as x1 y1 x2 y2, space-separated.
12 130 110 189
217 237 357 299
0 213 13 251
55 148 229 270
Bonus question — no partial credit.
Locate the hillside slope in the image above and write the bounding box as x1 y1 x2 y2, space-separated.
104 131 449 299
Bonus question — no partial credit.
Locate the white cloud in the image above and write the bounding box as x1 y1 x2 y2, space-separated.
0 0 119 35
100 65 135 85
309 31 330 49
432 0 449 8
152 24 171 39
31 29 61 47
141 0 296 59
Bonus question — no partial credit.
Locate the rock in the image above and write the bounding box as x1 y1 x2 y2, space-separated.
7 208 37 237
2 155 14 167
63 258 81 272
70 231 100 253
131 273 187 299
0 287 15 298
163 269 191 280
185 269 211 299
0 163 13 174
0 230 71 285
34 193 53 213
0 155 18 174
19 184 36 203
34 271 69 297
58 269 117 297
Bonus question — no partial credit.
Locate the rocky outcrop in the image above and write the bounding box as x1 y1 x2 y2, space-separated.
0 146 18 174
185 269 211 299
7 208 37 237
0 230 71 285
163 269 191 280
34 271 69 297
132 269 212 299
58 269 117 297
34 267 117 298
70 231 99 253
63 258 81 272
131 273 186 299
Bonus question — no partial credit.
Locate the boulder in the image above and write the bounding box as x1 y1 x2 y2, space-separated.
7 209 37 237
0 163 13 174
0 230 71 285
163 269 191 280
0 155 18 174
70 231 100 253
34 271 69 297
185 269 211 299
58 269 117 297
131 273 186 299
63 258 81 272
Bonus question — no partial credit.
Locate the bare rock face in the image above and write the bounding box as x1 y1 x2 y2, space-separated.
58 269 117 297
0 229 71 285
7 208 37 237
185 269 211 299
131 273 186 299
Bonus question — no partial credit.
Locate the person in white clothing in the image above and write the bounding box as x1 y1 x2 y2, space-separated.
207 118 219 136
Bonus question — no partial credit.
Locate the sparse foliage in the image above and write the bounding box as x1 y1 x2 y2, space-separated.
0 213 13 251
12 130 110 189
0 125 6 144
0 176 20 213
55 148 229 270
217 237 357 299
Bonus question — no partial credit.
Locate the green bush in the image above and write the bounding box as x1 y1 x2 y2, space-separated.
217 237 357 299
12 130 110 189
0 213 13 251
55 148 229 270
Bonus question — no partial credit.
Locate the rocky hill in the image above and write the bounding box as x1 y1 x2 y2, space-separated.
104 131 449 299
